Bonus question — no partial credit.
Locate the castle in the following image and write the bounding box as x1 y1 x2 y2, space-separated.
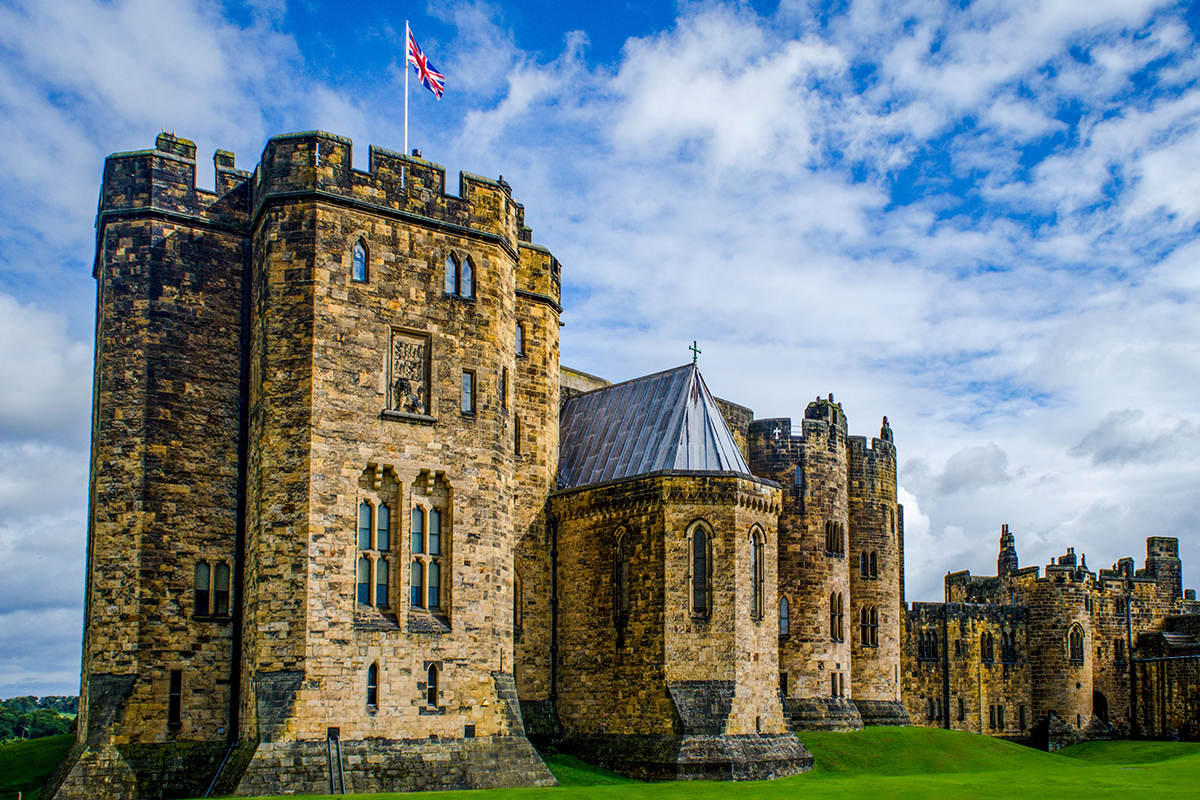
48 131 1197 799
903 528 1200 749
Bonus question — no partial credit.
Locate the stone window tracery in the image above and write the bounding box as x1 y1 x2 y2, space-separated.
356 500 391 608
1068 624 1085 664
409 471 450 618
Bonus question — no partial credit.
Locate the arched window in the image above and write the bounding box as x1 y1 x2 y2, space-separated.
426 664 438 707
366 662 379 708
358 502 372 549
428 560 441 610
860 605 878 646
1068 624 1085 664
870 551 878 578
860 551 869 578
410 558 423 606
461 257 474 298
444 254 458 294
614 530 631 624
1114 637 1126 663
357 501 390 608
352 240 368 282
691 524 710 615
377 504 390 551
779 596 790 636
515 322 525 356
195 562 210 616
982 632 994 662
750 528 765 620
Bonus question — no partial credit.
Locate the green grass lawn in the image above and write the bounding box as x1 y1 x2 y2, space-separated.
0 734 74 800
7 728 1200 800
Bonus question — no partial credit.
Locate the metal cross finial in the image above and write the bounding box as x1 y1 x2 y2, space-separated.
690 341 701 364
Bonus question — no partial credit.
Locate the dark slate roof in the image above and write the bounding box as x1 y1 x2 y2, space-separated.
557 363 751 490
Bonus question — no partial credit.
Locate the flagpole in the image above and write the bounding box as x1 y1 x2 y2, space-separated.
404 20 410 158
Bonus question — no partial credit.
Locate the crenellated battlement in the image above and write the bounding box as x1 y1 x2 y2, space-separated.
252 131 525 249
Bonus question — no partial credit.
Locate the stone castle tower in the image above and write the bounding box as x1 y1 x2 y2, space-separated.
53 131 909 798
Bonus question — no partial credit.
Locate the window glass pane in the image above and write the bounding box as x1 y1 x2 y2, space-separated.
692 530 707 612
412 508 424 554
352 241 367 281
357 557 371 605
429 509 441 555
214 563 230 615
358 502 372 550
367 663 378 706
780 597 789 635
445 255 457 293
516 323 524 355
428 561 441 609
377 504 390 551
427 665 438 706
461 258 474 297
195 562 210 615
462 371 474 412
376 558 389 606
411 560 424 606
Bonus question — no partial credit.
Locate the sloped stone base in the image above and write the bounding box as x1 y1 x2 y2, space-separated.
48 741 233 800
783 697 864 731
853 699 912 726
231 735 557 796
562 733 813 781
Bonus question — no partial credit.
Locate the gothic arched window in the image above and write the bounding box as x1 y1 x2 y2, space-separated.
750 528 765 620
689 522 712 616
614 529 631 624
444 254 458 294
367 662 379 708
352 240 368 282
461 257 475 298
779 596 790 636
870 551 878 578
426 664 439 707
1068 624 1085 664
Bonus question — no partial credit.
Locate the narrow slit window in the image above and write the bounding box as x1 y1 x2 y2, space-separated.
870 551 878 578
615 533 630 623
779 596 790 636
750 530 764 620
515 323 525 356
367 663 379 708
514 415 523 456
691 527 708 615
213 563 230 615
195 562 211 616
500 367 508 410
427 664 439 707
462 371 475 413
168 670 182 728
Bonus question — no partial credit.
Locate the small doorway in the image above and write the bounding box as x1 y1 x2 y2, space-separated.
1093 690 1109 725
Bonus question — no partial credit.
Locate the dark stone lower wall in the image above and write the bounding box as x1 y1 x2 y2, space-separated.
519 699 562 747
232 735 556 795
784 697 864 731
562 734 812 781
49 741 233 800
853 699 911 727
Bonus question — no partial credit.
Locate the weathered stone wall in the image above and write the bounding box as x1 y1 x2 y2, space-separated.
847 428 901 705
749 400 854 723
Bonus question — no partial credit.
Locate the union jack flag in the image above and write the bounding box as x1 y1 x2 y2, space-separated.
407 28 445 100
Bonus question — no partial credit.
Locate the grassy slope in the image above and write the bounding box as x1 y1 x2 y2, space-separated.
0 734 74 800
216 728 1200 800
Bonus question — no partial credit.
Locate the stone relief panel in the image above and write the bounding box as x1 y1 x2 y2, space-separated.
389 329 431 416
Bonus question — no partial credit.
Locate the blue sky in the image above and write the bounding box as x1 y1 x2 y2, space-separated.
4 0 1200 696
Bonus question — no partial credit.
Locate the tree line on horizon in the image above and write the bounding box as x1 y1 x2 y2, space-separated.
0 696 78 742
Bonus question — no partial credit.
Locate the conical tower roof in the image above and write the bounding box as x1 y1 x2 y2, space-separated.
557 363 751 490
